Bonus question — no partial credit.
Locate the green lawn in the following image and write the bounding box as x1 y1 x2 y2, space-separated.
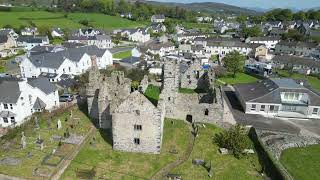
0 11 144 30
217 73 259 85
113 50 132 59
61 119 191 179
144 85 161 106
171 123 262 180
0 106 93 179
179 88 196 94
280 145 320 180
276 70 320 92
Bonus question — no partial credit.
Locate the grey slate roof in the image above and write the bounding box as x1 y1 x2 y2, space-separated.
33 97 46 109
0 77 22 104
277 41 318 48
0 35 8 43
272 55 320 68
249 36 280 41
0 111 16 118
27 77 57 95
235 78 320 106
28 45 107 69
17 35 46 43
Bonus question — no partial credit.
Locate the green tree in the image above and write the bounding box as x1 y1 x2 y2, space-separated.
241 26 262 38
223 51 246 78
236 15 247 24
214 124 250 159
131 81 140 91
293 11 306 21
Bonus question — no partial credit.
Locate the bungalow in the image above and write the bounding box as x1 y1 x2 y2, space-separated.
21 27 38 36
151 14 165 23
20 45 113 80
245 36 281 50
272 55 320 75
17 35 49 50
0 77 59 127
235 78 320 119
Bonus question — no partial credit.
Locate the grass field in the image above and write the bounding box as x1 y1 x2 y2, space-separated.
113 50 132 59
280 145 320 180
276 69 320 92
217 73 259 85
0 11 145 30
0 106 93 179
171 123 262 180
62 119 191 179
144 85 161 106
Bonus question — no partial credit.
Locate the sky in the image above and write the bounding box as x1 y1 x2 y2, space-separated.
151 0 320 10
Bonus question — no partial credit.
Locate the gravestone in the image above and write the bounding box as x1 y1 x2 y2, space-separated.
34 117 40 129
21 131 26 149
35 133 44 151
219 148 229 155
51 135 62 142
192 159 205 166
57 119 62 129
52 148 56 155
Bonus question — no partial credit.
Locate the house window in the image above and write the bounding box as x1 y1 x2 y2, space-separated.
260 105 265 111
10 117 15 123
3 117 8 123
312 108 319 115
134 125 142 131
3 104 8 109
134 138 140 145
68 67 71 72
205 109 209 116
9 104 13 110
250 104 256 111
135 110 140 116
63 68 65 73
168 97 171 101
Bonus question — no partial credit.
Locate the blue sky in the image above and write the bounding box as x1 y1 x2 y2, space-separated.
152 0 320 10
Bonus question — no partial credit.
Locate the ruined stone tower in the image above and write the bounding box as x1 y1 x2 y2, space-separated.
87 64 131 129
159 57 180 118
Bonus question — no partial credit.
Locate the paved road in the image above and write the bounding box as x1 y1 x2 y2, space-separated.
222 86 320 136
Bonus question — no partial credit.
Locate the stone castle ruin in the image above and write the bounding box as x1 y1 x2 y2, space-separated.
86 56 224 153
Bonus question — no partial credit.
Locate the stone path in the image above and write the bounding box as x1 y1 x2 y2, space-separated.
50 126 96 180
151 123 195 180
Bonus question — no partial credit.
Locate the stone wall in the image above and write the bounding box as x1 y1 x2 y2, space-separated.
112 91 164 154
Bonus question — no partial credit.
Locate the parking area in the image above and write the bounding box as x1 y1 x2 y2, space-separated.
222 86 320 137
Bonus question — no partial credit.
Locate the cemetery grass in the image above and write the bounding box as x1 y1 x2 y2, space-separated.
217 72 259 85
0 106 93 179
171 123 263 180
0 11 144 30
113 50 132 59
280 145 320 180
62 119 190 179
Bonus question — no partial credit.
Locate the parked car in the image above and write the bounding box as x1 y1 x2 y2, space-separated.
59 94 74 102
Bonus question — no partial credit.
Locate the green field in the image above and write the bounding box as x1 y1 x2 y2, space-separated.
0 11 144 30
113 50 132 59
144 85 161 106
280 145 320 180
62 119 191 179
217 73 259 85
276 70 320 92
171 123 262 180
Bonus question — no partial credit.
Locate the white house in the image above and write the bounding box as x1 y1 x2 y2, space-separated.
17 35 49 50
68 35 113 49
0 77 59 127
246 36 281 50
128 29 150 43
151 14 165 23
20 45 113 80
146 42 176 57
51 27 64 38
235 78 320 120
21 27 38 36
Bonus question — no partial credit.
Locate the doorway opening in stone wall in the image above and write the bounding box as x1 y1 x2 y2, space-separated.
186 115 193 123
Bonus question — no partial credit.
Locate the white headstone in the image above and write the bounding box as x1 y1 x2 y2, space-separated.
21 132 26 149
57 119 62 129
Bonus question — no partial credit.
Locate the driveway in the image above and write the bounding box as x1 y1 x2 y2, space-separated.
222 86 320 137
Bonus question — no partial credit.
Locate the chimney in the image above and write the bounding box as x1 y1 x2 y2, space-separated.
91 55 97 67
